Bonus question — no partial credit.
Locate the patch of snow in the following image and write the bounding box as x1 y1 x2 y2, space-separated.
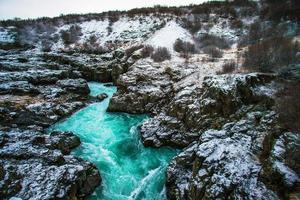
0 27 14 43
146 21 193 51
51 16 166 51
253 84 277 97
197 18 238 41
79 19 109 43
241 16 259 26
273 161 300 187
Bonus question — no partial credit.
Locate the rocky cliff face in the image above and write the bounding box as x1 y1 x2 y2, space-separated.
108 65 299 199
0 129 101 199
0 51 109 199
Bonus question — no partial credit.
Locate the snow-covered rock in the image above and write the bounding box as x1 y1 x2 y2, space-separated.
0 27 14 43
0 129 101 199
166 111 279 199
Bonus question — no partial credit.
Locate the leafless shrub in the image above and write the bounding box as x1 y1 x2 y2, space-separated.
202 46 223 58
217 61 236 74
230 19 244 29
182 17 202 34
41 40 53 52
244 37 299 72
60 25 82 45
261 0 300 21
173 39 196 54
88 34 98 45
238 21 287 47
196 34 230 49
141 45 154 58
276 82 300 132
151 47 171 62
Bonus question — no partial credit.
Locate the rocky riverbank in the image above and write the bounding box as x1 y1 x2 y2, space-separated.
0 50 118 199
0 44 151 199
108 61 300 199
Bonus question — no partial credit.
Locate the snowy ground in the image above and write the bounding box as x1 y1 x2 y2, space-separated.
145 21 193 51
0 27 14 43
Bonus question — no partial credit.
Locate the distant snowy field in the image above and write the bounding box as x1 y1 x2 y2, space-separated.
0 13 244 53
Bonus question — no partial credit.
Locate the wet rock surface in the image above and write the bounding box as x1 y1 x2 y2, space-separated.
0 50 132 129
0 51 119 199
0 129 101 199
109 63 300 199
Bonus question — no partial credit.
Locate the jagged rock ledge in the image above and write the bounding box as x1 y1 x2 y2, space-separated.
108 70 300 199
0 129 101 199
0 51 112 199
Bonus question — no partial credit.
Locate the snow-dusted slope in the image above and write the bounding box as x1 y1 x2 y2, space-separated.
51 16 166 50
0 27 14 43
146 21 193 50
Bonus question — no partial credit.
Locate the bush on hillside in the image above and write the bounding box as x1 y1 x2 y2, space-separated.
238 21 288 47
141 45 154 58
151 47 171 62
173 39 196 54
196 34 230 49
202 46 223 58
60 25 82 45
243 37 299 72
276 82 300 132
88 34 98 45
217 61 236 74
230 19 244 29
182 17 202 34
41 40 53 52
261 0 300 21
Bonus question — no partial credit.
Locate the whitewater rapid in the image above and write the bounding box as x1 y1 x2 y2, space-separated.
49 82 177 200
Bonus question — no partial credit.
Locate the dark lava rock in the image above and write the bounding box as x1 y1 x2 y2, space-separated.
10 101 85 128
0 51 105 199
96 93 108 101
141 73 277 148
0 129 101 200
57 78 90 95
108 67 299 198
108 61 172 114
0 81 39 95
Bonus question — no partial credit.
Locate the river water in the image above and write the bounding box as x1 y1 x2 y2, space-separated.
49 82 177 200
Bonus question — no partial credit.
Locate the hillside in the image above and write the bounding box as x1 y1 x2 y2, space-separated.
0 0 299 199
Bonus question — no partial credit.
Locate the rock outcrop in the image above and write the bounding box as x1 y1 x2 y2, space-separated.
141 73 277 147
0 51 103 199
0 129 101 199
108 66 299 199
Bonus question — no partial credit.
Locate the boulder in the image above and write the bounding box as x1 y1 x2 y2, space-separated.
57 78 90 95
96 93 108 101
141 73 277 148
0 81 39 95
108 60 172 113
111 63 125 82
0 129 101 199
166 111 280 199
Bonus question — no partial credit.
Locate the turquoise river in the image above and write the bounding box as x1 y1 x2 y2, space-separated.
49 82 178 200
